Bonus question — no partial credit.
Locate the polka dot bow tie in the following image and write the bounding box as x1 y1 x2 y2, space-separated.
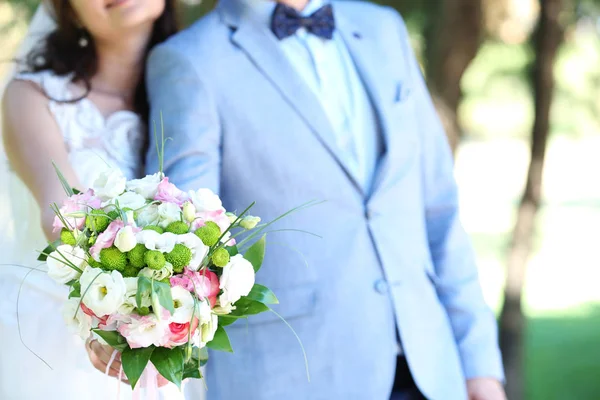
271 3 335 40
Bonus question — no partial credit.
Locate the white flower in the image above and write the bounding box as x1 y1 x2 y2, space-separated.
157 203 181 228
114 226 137 252
219 255 255 306
176 233 209 271
118 312 170 348
139 262 174 282
80 267 127 316
213 302 236 315
47 245 87 284
62 297 93 339
110 191 147 211
136 204 160 227
188 188 224 213
93 169 127 201
126 173 162 199
118 278 150 315
182 202 196 223
171 286 195 324
195 300 218 348
136 230 178 253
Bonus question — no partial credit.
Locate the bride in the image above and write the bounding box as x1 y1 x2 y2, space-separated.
0 1 189 398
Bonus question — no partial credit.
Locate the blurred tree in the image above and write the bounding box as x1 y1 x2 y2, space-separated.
499 0 570 398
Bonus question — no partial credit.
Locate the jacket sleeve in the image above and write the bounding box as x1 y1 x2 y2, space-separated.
145 43 222 193
387 7 505 382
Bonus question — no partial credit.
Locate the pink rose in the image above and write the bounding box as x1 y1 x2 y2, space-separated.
170 269 220 308
167 317 199 347
52 190 102 233
154 177 188 206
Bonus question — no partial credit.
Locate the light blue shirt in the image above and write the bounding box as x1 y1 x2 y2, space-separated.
239 0 383 192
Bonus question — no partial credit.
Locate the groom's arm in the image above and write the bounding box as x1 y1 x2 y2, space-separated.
388 9 505 384
145 43 221 192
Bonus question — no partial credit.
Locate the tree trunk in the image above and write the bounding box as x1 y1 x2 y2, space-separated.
499 1 566 398
425 0 484 154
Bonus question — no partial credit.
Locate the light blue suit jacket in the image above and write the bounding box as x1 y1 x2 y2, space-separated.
146 1 504 399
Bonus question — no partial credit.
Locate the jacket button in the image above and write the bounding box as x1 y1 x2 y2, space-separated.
374 279 388 294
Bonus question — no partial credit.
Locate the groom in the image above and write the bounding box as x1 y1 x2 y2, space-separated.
146 0 506 399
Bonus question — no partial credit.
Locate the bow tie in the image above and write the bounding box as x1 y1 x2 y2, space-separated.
271 4 335 40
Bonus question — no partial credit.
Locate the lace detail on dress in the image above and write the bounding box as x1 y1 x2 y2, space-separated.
14 70 145 187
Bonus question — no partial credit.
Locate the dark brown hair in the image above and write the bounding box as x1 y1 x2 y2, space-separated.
25 0 179 120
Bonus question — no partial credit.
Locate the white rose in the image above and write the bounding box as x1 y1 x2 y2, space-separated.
114 226 137 252
126 173 162 199
182 202 196 223
93 168 127 201
136 204 160 227
171 286 195 324
110 191 147 211
119 278 147 315
80 267 127 316
176 233 209 271
157 202 181 228
139 262 174 282
62 297 93 339
188 189 224 213
136 231 178 253
47 245 87 284
219 255 255 306
195 300 218 348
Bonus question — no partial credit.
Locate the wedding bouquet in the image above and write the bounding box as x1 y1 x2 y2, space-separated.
39 164 305 390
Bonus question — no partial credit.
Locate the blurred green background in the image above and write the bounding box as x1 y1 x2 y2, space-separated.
1 0 600 399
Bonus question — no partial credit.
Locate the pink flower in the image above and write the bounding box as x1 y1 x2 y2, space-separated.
52 190 102 233
167 318 199 347
118 310 171 349
170 269 220 308
154 177 188 206
90 220 123 261
80 302 110 328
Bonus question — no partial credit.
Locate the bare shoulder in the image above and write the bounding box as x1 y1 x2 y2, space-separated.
3 79 47 112
2 79 54 133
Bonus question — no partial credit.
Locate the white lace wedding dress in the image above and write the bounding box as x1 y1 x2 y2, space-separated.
0 70 184 399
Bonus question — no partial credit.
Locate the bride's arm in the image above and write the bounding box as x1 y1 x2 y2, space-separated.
2 80 83 240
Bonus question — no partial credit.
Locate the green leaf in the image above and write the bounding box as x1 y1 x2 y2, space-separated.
92 329 128 351
136 276 152 309
68 281 81 299
218 315 238 327
246 284 279 305
182 347 205 380
151 347 184 388
226 245 239 257
206 326 233 353
53 161 75 197
153 280 175 315
244 235 266 273
72 187 81 195
230 297 269 317
121 346 155 389
37 240 61 262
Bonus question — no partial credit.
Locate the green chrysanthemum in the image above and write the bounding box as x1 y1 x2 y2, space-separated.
86 210 110 232
165 221 190 235
211 247 230 268
143 225 164 234
60 229 77 246
122 264 141 278
99 247 127 272
165 244 192 273
194 221 221 247
145 250 166 270
88 258 103 269
128 244 148 269
107 210 120 220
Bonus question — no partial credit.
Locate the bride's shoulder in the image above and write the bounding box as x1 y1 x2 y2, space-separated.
10 70 73 103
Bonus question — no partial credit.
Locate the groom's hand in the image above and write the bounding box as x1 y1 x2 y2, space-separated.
466 378 506 400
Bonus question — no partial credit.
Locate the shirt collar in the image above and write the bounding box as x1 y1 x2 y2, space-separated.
236 0 328 28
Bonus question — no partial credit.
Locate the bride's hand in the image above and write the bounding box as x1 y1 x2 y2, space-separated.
85 338 171 388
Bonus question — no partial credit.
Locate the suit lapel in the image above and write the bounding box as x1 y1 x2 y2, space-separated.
218 1 364 195
334 10 394 201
